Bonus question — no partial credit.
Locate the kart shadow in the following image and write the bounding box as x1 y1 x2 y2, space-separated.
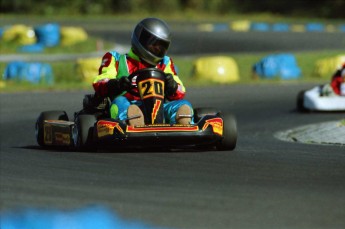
19 145 215 154
97 146 216 153
18 145 76 153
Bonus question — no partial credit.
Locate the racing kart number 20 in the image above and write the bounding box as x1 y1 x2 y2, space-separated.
35 68 237 151
138 78 165 99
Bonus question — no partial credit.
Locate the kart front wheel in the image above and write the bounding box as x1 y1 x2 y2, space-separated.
73 114 97 152
216 114 237 151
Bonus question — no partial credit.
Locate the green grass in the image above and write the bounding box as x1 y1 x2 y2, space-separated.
1 49 344 92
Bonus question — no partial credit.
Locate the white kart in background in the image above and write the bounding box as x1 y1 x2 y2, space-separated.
297 84 345 112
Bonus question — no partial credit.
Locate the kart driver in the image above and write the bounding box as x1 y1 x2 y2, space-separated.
322 63 345 96
92 17 193 126
330 63 345 96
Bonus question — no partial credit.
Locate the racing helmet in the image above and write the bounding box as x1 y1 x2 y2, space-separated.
131 18 171 65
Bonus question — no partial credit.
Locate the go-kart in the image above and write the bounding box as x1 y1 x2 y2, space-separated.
36 68 237 151
297 85 345 112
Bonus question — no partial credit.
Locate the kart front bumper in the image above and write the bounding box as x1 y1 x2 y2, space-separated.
95 118 224 149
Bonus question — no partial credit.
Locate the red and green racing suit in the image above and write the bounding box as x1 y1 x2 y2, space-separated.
93 48 193 124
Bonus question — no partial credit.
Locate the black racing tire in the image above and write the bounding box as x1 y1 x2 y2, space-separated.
36 110 69 147
297 90 307 112
73 114 97 152
216 113 237 151
193 107 221 122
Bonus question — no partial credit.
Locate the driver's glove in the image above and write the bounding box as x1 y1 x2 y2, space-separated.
165 73 178 96
107 77 131 97
118 77 131 91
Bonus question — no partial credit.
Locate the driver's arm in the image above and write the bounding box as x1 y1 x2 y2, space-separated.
92 52 119 97
163 58 186 100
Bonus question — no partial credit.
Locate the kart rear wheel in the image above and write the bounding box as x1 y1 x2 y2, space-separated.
216 114 237 151
36 110 69 146
297 90 308 112
73 114 97 152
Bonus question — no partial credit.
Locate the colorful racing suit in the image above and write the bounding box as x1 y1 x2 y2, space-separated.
93 48 193 124
330 64 345 96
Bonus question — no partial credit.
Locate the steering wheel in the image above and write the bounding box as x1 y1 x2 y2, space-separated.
126 68 166 97
127 68 164 81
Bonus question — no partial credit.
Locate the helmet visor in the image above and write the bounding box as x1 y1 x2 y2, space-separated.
139 29 170 58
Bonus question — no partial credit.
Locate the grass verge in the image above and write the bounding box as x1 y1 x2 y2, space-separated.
1 49 344 93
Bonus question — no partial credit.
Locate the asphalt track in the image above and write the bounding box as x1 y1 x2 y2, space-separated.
1 83 345 229
1 21 345 228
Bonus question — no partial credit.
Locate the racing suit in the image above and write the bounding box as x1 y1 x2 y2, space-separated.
93 48 193 124
330 66 345 96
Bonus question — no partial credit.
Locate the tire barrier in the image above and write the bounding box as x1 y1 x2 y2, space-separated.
198 21 345 33
313 55 345 78
60 26 88 46
34 23 60 47
272 23 290 32
75 57 101 83
230 20 251 32
192 56 239 83
1 24 88 53
253 53 301 80
250 22 270 32
3 61 54 84
2 24 36 45
0 205 160 229
340 25 345 32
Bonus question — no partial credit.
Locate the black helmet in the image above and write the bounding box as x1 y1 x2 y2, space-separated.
131 18 171 65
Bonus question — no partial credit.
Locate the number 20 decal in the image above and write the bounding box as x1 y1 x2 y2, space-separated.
138 79 165 99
